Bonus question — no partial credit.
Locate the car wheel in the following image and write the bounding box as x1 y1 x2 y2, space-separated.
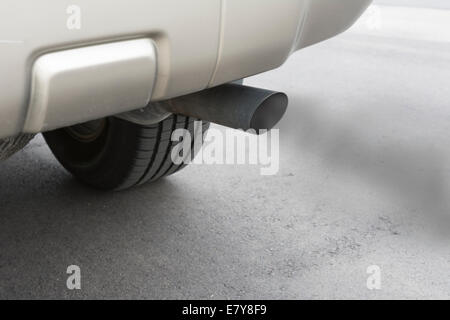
43 115 209 190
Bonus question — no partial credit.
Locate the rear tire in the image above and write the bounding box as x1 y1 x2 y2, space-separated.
43 115 209 191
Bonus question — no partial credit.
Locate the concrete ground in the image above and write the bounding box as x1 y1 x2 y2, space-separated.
1 1 450 299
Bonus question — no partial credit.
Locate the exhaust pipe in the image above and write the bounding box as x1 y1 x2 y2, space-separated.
157 83 288 133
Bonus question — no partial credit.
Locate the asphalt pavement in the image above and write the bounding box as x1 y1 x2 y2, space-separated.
1 2 450 299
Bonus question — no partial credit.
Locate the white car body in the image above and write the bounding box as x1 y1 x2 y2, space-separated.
0 0 371 139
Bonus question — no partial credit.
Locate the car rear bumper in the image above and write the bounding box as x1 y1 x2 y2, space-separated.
0 0 371 139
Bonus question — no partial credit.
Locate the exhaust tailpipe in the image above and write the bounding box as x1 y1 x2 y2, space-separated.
157 83 288 133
